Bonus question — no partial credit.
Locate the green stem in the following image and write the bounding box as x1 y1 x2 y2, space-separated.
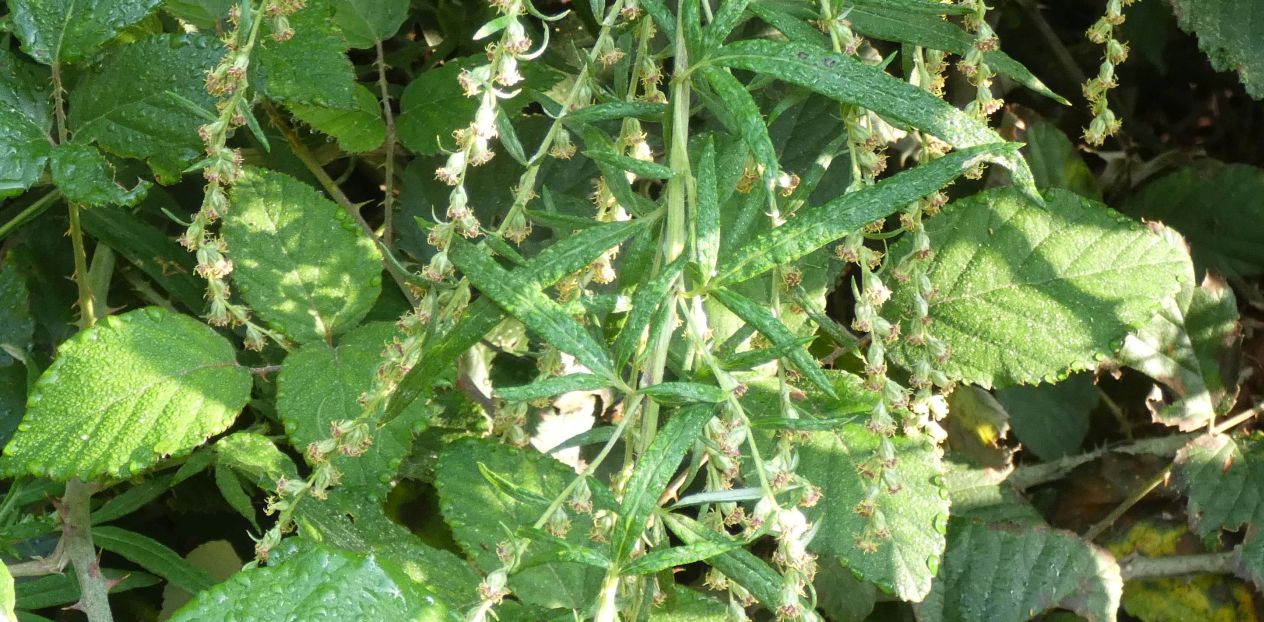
375 39 399 246
0 190 61 240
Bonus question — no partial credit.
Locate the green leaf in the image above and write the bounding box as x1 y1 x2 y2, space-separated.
612 405 715 565
1168 0 1264 98
435 438 603 609
1120 273 1241 431
289 84 386 153
224 169 382 344
49 143 150 207
9 0 161 65
583 150 675 180
398 57 557 156
711 39 1035 186
1122 162 1264 278
0 562 12 622
995 374 1099 461
917 520 1122 622
699 67 779 184
1024 122 1100 200
214 463 259 529
214 432 298 488
795 420 948 600
78 195 205 311
0 261 35 366
712 287 836 398
295 489 482 610
495 373 611 402
889 188 1189 389
447 237 616 381
839 4 1066 104
1176 433 1264 590
277 322 426 496
91 473 176 524
714 143 1017 287
662 513 807 616
161 0 233 28
69 34 221 182
332 0 409 48
640 382 726 405
649 587 729 621
614 257 685 371
256 0 355 108
93 526 215 594
388 221 643 416
16 569 159 610
622 540 744 576
0 307 250 481
565 101 668 125
169 544 456 621
0 51 52 197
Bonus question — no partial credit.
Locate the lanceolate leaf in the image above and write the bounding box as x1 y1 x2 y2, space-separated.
169 544 456 621
388 219 641 418
612 404 715 565
289 84 386 153
711 39 1035 187
447 237 616 381
917 520 1123 622
0 307 251 481
69 34 221 182
621 540 744 576
495 373 611 402
49 143 150 207
713 143 1018 287
435 438 604 609
700 66 779 184
277 322 427 496
9 0 161 65
0 51 52 197
889 188 1189 389
93 526 215 594
712 287 836 398
224 169 382 344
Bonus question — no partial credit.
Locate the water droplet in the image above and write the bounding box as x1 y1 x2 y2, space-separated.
927 553 941 574
147 307 165 321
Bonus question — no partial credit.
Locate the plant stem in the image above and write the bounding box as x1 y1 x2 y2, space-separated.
1083 463 1173 541
0 190 61 240
61 479 113 621
1120 550 1240 579
375 39 398 246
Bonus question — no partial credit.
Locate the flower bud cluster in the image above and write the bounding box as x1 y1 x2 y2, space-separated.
429 0 540 278
957 0 1003 121
1083 0 1136 145
185 0 303 350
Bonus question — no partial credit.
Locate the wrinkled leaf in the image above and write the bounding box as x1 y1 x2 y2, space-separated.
49 143 149 207
9 0 161 64
0 307 250 481
289 83 386 153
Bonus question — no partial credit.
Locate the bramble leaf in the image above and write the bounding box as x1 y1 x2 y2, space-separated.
332 0 410 48
1120 273 1241 431
0 51 52 197
289 84 386 153
256 0 356 108
0 307 251 481
69 34 221 183
889 188 1189 388
277 322 427 497
169 544 456 621
49 143 150 207
9 0 161 65
0 261 35 366
917 520 1123 622
1168 0 1264 99
435 438 603 609
996 374 1099 461
1123 163 1264 278
224 169 382 344
1174 433 1264 588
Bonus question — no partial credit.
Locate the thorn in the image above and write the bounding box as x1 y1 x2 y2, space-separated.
103 572 129 591
64 600 86 612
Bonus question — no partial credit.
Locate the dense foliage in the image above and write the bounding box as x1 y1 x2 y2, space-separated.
1 0 1263 620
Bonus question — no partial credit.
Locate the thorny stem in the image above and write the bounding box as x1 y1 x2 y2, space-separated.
1120 550 1240 579
375 39 399 246
57 59 112 617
